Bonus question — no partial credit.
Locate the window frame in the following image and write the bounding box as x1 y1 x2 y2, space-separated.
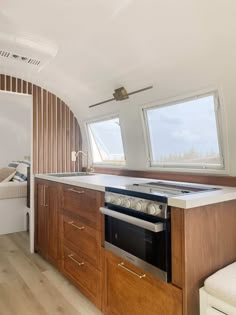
86 115 126 167
142 90 225 171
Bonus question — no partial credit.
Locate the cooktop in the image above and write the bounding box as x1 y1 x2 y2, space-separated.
106 180 220 200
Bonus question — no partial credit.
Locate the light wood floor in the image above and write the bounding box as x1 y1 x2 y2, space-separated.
0 232 102 315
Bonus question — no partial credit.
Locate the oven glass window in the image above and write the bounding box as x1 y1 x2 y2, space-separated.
105 216 169 271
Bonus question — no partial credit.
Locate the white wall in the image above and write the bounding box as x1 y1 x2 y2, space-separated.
0 92 31 168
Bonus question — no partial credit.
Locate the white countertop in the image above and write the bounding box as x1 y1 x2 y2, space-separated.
35 173 236 209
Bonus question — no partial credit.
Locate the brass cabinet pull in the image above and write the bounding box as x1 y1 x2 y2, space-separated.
118 262 146 279
68 254 84 266
68 221 85 230
68 188 85 194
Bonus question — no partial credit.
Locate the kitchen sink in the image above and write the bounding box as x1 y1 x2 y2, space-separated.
48 172 95 177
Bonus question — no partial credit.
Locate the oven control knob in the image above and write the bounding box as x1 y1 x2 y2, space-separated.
135 201 143 211
147 203 162 216
105 194 114 203
122 198 132 208
114 196 122 206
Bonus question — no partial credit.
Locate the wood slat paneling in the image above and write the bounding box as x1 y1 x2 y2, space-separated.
17 78 22 93
61 102 66 173
0 74 82 174
37 86 44 173
70 110 75 172
66 106 70 172
52 94 57 173
0 74 5 90
75 117 80 172
28 82 32 95
12 77 16 92
23 80 27 94
33 85 38 174
47 92 52 173
43 90 48 174
57 98 62 173
6 75 11 91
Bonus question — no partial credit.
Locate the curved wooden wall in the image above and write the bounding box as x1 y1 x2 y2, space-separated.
0 74 82 174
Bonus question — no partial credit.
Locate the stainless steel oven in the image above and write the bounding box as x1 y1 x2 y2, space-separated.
100 187 171 282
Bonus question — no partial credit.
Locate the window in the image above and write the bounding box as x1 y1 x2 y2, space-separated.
87 117 125 165
143 93 224 169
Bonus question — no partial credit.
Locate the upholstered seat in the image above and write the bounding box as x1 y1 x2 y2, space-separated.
205 262 236 308
200 262 236 315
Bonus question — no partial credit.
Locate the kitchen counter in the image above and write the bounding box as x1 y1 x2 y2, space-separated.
35 173 236 209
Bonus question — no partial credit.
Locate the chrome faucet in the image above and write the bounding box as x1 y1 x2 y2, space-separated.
76 151 93 173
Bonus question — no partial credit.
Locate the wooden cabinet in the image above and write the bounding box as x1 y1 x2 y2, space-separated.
35 179 59 266
104 250 182 315
35 177 236 315
60 183 104 309
35 179 186 315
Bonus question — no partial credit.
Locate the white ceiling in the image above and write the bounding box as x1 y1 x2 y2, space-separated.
0 0 236 120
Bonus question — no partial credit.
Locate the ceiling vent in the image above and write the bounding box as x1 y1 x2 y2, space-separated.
0 33 58 72
0 50 10 58
0 50 41 66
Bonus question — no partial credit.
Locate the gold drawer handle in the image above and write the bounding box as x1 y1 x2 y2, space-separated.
68 221 85 230
118 262 146 279
68 254 84 267
68 188 85 194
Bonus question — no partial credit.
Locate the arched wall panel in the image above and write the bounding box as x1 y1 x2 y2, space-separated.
0 74 82 174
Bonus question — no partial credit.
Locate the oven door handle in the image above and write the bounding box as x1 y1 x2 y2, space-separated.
99 207 164 233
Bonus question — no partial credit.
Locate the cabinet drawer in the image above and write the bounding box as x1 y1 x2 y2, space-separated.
63 247 102 307
62 185 103 229
104 250 182 315
63 215 101 268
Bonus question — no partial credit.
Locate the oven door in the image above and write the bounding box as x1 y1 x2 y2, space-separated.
100 207 171 282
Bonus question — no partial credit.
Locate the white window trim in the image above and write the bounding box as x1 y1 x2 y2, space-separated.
86 114 127 167
141 90 227 173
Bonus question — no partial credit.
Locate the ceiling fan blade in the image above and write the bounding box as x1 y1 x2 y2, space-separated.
127 85 153 96
89 97 115 108
88 85 153 108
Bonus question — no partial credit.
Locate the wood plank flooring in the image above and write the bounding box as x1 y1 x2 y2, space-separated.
0 232 102 315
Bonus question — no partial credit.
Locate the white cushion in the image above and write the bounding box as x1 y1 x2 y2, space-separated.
0 182 27 199
205 262 236 308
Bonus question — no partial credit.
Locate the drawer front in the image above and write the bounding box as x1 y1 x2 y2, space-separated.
104 250 182 315
62 185 103 229
63 247 101 304
63 215 101 268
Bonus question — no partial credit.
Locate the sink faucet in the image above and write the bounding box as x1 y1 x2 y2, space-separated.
76 151 93 173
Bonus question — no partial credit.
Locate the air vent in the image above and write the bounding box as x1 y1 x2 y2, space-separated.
0 50 10 58
28 58 40 66
0 33 58 72
0 50 41 66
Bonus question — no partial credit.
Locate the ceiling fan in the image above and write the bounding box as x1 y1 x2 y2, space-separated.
89 85 153 108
